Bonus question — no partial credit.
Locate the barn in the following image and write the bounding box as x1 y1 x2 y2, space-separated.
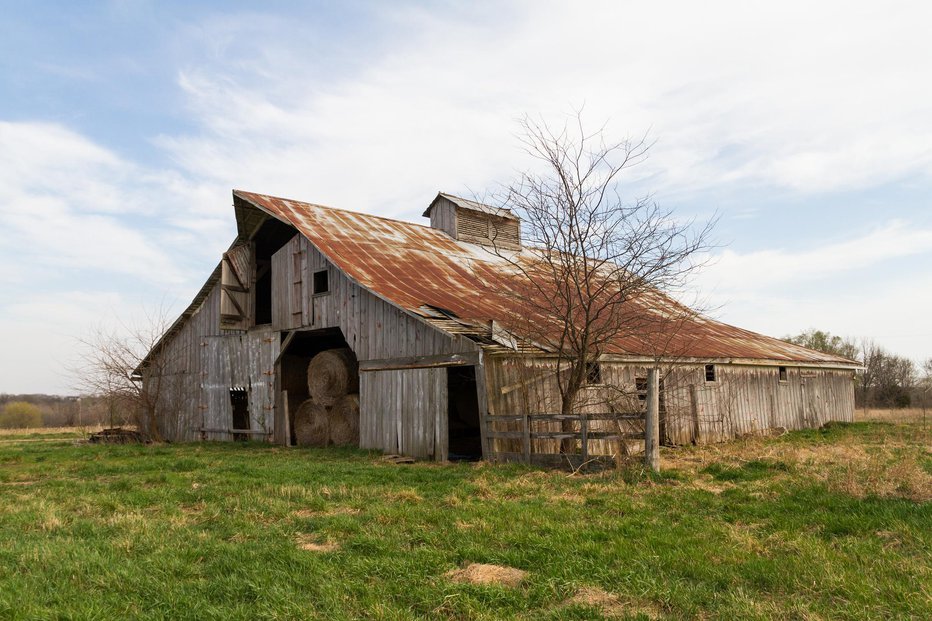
137 190 858 462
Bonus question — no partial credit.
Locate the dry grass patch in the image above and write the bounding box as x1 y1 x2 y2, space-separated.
295 534 339 553
292 507 360 518
445 563 527 588
566 587 660 619
855 408 932 424
0 425 106 437
382 488 423 503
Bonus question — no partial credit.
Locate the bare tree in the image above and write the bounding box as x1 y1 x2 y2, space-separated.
489 113 715 450
73 309 174 440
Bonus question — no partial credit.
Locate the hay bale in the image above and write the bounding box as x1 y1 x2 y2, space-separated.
307 348 359 406
293 399 330 446
329 394 360 446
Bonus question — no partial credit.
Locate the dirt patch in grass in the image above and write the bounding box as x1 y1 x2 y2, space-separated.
292 507 360 518
295 534 339 552
566 587 660 619
445 563 527 587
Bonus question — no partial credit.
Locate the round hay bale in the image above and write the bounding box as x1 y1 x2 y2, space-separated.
307 348 359 406
329 394 360 446
293 399 330 447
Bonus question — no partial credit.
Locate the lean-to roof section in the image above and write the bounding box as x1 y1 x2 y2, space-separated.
233 190 858 367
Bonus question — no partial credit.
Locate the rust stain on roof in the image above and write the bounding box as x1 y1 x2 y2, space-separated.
233 189 858 367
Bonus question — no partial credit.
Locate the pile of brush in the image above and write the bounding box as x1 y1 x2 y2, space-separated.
293 348 360 447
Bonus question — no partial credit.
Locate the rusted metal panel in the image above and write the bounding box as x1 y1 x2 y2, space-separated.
232 190 858 367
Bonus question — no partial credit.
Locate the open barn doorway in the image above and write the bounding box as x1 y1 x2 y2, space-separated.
447 366 482 461
278 327 353 445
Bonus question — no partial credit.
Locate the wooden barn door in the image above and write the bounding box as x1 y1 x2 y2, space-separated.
220 243 253 330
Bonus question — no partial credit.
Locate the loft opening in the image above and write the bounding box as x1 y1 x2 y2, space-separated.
705 364 716 382
253 219 297 326
778 366 788 382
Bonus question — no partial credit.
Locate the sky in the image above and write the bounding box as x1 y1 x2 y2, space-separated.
1 0 931 395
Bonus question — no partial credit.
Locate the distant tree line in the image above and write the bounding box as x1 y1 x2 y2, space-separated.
783 329 932 409
0 394 115 428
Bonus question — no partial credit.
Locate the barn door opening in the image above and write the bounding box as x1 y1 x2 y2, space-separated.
447 366 482 461
230 388 250 441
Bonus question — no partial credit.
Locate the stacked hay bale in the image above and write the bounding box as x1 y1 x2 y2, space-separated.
293 348 360 447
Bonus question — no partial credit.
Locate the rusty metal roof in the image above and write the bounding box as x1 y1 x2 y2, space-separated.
233 190 858 367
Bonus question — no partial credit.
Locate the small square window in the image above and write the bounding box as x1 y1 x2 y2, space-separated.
705 364 716 382
635 376 647 401
586 362 602 385
313 270 329 295
778 366 788 382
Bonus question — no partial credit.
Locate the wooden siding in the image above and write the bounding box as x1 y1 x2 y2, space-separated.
270 236 480 455
428 197 457 239
143 280 280 442
456 209 521 249
483 355 856 454
359 367 447 459
199 326 279 440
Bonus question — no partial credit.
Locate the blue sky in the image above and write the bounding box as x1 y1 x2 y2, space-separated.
2 0 931 394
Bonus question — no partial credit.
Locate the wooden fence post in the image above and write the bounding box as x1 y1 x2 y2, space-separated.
645 367 660 472
580 413 589 464
522 413 531 464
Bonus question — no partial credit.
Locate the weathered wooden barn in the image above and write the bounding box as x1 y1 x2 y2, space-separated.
138 190 858 461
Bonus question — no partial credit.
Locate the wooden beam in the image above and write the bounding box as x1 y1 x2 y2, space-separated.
199 428 271 436
359 351 480 372
644 367 660 472
474 354 491 460
273 330 297 365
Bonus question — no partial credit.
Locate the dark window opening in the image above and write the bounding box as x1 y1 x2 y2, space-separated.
778 366 788 382
586 362 602 385
635 376 647 401
635 376 666 411
313 269 329 295
230 388 250 441
254 260 272 325
705 364 716 382
251 219 296 326
447 366 482 461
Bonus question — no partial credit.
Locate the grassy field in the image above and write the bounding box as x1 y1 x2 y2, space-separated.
0 417 929 620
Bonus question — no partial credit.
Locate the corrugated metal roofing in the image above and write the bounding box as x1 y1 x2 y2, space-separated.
233 190 858 367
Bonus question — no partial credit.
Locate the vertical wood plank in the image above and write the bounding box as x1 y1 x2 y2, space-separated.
645 367 660 472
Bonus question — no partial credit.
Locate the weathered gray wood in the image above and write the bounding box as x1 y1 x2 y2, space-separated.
645 367 660 472
359 351 480 372
522 413 531 463
200 428 272 436
689 383 700 444
281 390 291 447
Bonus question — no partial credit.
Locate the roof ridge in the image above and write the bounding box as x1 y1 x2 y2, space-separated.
233 189 439 231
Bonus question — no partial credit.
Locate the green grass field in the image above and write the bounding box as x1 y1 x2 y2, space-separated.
0 421 929 620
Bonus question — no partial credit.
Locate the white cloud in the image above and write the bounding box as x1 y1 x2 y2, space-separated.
701 221 932 293
151 0 932 211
